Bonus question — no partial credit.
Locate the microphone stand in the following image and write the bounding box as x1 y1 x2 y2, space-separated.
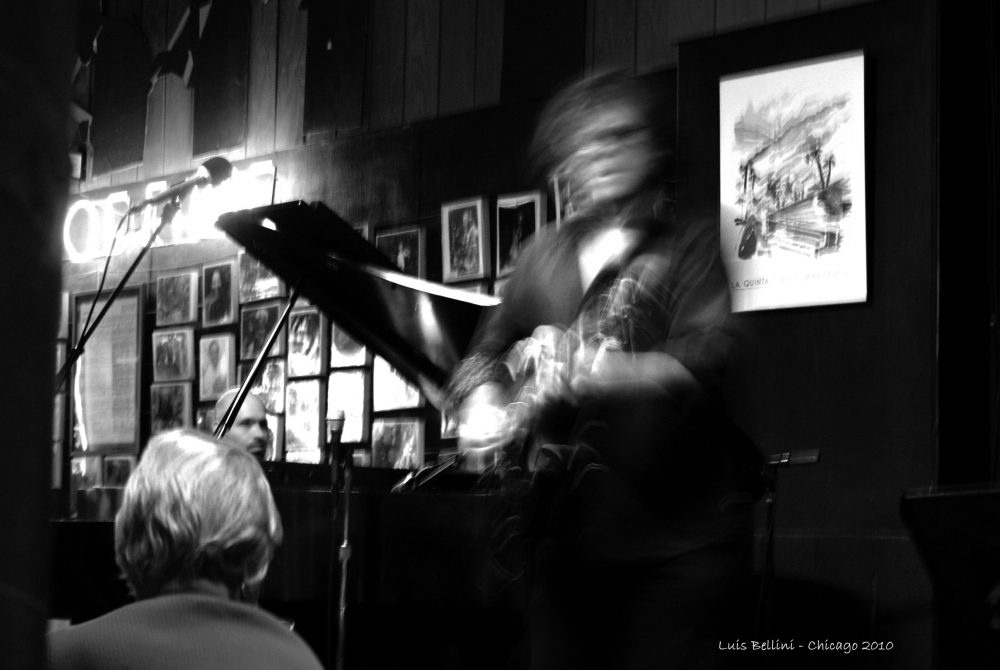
323 413 350 670
754 448 820 670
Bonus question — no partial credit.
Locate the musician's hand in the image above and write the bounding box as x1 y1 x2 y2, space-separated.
569 349 699 399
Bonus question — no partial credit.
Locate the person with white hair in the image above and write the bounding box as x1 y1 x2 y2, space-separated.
48 430 322 670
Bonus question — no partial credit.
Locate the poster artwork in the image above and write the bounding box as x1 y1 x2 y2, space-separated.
720 51 867 312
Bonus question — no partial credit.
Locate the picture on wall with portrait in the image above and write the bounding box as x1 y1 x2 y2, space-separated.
288 308 324 377
152 327 194 382
202 260 237 326
238 252 285 303
199 333 235 401
496 192 543 277
240 301 285 360
150 383 191 434
156 272 198 326
441 197 489 283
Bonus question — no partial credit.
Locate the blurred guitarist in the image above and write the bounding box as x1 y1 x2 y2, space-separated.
446 72 762 670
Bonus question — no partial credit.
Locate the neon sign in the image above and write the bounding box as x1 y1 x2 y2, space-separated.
63 160 275 262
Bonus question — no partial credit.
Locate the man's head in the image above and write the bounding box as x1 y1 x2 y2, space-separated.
530 71 668 213
115 429 282 601
215 389 268 460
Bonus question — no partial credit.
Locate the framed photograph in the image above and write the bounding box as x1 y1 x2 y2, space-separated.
239 252 285 303
202 260 237 327
241 301 286 360
199 333 235 401
265 413 284 462
285 379 323 463
328 370 368 443
239 358 286 414
150 382 192 435
375 223 425 278
371 418 423 470
373 356 422 411
330 322 366 368
353 222 370 241
195 406 217 434
57 292 69 339
152 327 195 382
441 197 490 283
73 286 144 452
103 455 137 487
156 271 198 326
55 342 67 392
53 393 65 441
719 51 867 312
288 308 325 377
496 192 543 276
70 454 103 491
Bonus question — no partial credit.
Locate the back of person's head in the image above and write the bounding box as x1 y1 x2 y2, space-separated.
114 429 282 601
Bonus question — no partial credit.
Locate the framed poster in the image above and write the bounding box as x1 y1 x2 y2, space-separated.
373 356 422 411
150 382 192 434
239 358 286 414
152 327 195 382
156 271 198 326
441 197 489 283
719 51 867 312
496 192 543 277
285 379 323 463
239 251 285 303
328 370 367 443
73 286 144 452
241 301 286 360
288 307 325 377
202 260 237 327
375 223 425 277
103 455 137 487
371 418 423 470
199 333 235 401
330 322 366 368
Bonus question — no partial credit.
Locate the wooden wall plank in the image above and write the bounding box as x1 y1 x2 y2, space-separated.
715 0 766 33
303 0 369 133
667 0 715 47
247 0 278 158
593 0 636 76
162 74 194 174
139 79 166 180
404 0 440 123
821 0 876 9
369 0 407 131
111 167 139 186
275 0 307 152
438 0 477 115
474 0 504 108
636 0 672 73
767 0 820 23
585 0 595 74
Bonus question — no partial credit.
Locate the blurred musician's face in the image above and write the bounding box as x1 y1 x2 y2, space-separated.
225 395 268 460
564 102 654 207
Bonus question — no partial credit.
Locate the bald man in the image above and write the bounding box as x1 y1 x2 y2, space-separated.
215 389 269 460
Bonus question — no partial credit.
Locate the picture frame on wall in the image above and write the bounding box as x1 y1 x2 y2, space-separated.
240 301 286 360
202 260 237 327
719 50 867 312
441 197 489 283
152 327 195 382
375 223 425 278
150 382 192 435
288 308 325 377
73 286 144 452
285 379 323 463
496 192 544 277
371 418 423 470
199 333 235 401
239 251 285 303
156 271 198 326
330 322 366 368
103 455 137 487
239 358 286 414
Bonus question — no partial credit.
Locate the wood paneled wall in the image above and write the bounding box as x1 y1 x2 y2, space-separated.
75 0 876 195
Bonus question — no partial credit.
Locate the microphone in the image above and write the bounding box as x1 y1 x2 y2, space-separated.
128 156 233 213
